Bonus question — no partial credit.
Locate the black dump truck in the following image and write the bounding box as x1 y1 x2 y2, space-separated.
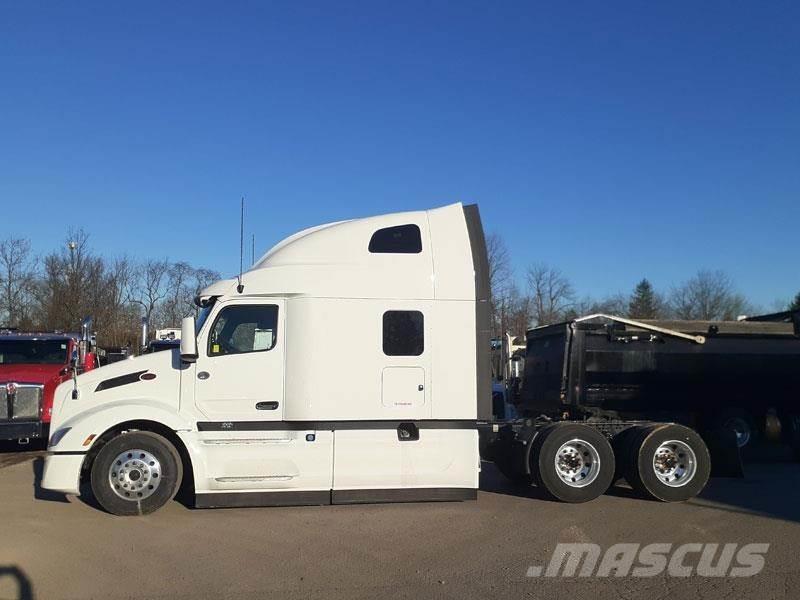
486 310 799 504
514 311 800 452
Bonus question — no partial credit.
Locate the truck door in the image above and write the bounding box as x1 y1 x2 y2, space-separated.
190 299 333 494
193 300 284 422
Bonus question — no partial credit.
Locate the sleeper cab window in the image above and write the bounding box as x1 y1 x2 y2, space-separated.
368 224 422 254
207 304 278 357
383 310 424 356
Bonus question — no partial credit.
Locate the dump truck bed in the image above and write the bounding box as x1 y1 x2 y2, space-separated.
519 314 800 429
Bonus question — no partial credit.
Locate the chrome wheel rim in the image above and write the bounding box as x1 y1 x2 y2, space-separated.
108 449 162 501
652 440 696 487
724 417 751 448
554 439 601 488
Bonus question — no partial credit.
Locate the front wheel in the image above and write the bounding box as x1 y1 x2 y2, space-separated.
90 431 183 516
530 423 615 503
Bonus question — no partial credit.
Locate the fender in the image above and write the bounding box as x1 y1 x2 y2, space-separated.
49 399 194 453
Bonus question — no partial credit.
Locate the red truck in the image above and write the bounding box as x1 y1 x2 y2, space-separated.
0 321 97 445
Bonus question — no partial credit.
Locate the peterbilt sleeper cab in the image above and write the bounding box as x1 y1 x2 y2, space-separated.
42 203 489 515
41 203 712 516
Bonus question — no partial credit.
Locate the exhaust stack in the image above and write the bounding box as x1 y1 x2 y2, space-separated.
141 317 149 352
79 316 93 366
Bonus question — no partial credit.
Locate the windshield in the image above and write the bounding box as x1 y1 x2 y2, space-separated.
0 340 69 365
195 298 217 335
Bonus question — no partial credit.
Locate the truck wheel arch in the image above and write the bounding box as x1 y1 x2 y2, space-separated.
81 420 195 502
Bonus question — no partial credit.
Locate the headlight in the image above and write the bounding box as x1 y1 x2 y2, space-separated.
49 427 72 447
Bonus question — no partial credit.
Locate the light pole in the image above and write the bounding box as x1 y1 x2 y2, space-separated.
67 241 77 330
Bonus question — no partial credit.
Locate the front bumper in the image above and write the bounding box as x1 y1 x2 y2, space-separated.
0 420 43 441
41 452 85 495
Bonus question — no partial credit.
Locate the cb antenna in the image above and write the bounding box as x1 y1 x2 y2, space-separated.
251 234 255 266
237 197 245 293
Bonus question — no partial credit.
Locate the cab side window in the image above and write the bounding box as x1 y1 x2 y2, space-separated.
207 305 278 356
383 310 424 356
368 224 422 254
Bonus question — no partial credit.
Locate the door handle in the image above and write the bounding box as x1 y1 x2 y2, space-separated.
197 371 210 380
256 401 279 410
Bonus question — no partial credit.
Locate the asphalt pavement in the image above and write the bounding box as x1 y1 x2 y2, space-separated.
1 447 798 600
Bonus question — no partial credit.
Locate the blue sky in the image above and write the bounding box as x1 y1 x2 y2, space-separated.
1 2 798 308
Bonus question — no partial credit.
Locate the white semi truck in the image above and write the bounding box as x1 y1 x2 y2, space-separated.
42 203 711 515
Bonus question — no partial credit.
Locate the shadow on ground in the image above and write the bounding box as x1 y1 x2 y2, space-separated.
690 458 800 524
0 442 45 470
7 440 800 524
480 453 800 524
0 566 34 600
31 457 68 503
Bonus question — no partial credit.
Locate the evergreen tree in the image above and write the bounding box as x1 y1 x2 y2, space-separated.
790 291 800 312
629 278 658 319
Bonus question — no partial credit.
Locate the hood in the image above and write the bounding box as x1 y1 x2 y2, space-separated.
51 347 182 427
72 350 178 389
0 363 66 385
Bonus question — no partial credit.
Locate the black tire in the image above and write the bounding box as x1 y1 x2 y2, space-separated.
90 431 183 516
626 424 710 502
529 423 615 503
786 414 800 463
711 408 756 451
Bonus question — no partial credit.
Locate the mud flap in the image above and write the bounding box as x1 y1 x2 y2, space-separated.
705 428 744 478
489 425 537 484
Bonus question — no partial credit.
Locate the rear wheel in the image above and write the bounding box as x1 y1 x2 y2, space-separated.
787 415 800 462
712 409 756 450
90 431 183 516
530 423 615 503
626 424 710 502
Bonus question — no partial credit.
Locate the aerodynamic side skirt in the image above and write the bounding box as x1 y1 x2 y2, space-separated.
194 487 477 509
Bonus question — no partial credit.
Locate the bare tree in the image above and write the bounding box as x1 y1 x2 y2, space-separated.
486 233 514 338
0 228 222 349
0 237 36 327
132 259 171 331
505 283 533 336
486 233 512 300
98 257 138 346
526 263 575 326
669 270 751 320
158 261 195 327
571 292 629 318
33 229 107 332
